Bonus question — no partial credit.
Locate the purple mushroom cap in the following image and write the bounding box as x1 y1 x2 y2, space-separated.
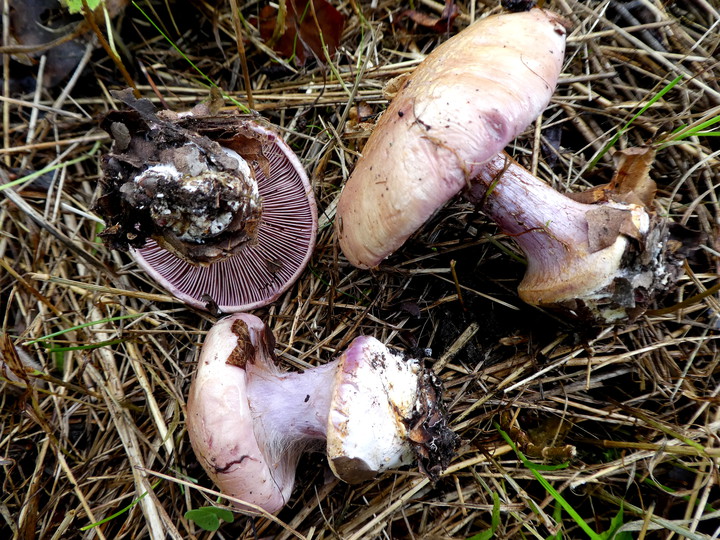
96 89 318 313
132 123 317 312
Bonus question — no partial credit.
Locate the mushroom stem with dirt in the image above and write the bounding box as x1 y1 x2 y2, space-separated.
186 313 456 514
96 90 317 313
466 151 687 323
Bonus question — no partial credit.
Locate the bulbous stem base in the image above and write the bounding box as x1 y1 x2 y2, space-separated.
469 153 684 324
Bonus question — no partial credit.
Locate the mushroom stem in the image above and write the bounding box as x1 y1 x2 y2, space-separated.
122 145 262 264
469 153 681 323
186 314 456 514
248 363 336 442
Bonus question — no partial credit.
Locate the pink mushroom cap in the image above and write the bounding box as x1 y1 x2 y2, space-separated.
186 314 295 513
132 122 317 312
336 9 567 268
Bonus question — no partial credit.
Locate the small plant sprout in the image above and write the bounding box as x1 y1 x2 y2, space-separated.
96 89 317 312
186 313 456 514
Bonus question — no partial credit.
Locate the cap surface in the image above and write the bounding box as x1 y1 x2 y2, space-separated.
336 9 567 268
186 313 293 513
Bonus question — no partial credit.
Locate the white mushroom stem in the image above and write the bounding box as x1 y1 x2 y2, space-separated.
248 363 336 443
250 337 425 482
187 314 455 514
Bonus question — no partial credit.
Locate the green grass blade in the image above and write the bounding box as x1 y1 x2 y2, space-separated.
80 480 161 531
497 424 602 540
664 113 720 143
587 75 683 170
45 339 124 352
131 1 250 112
0 141 102 193
466 491 501 540
24 313 146 345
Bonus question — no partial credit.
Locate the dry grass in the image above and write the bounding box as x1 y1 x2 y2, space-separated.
2 0 720 538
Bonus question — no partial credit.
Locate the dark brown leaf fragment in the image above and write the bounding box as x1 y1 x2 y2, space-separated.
405 367 458 480
258 0 345 65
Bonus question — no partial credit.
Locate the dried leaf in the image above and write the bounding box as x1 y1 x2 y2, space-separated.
383 73 411 100
258 0 345 65
569 147 657 207
608 147 657 207
401 0 460 33
345 102 376 137
565 185 607 205
585 206 637 252
6 0 86 88
500 411 576 463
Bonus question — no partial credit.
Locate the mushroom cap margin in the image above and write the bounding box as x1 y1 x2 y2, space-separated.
186 313 292 514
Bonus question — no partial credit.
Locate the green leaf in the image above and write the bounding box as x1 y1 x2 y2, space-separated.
491 491 501 531
62 0 103 15
599 505 624 540
185 507 235 532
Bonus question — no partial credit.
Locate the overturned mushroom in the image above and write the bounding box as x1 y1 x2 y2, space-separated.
186 313 456 514
96 90 317 312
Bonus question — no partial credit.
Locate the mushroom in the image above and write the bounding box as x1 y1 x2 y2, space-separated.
336 8 568 269
335 9 689 324
186 313 456 514
96 90 317 312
